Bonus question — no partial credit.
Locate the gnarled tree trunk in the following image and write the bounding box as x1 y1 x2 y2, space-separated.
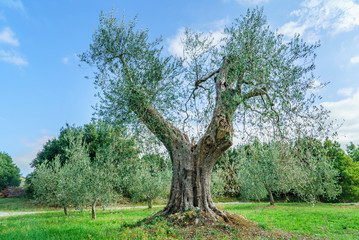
156 110 234 221
124 58 255 220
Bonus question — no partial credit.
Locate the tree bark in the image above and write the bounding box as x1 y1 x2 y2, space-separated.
63 206 68 216
266 187 275 206
92 200 97 220
156 63 235 220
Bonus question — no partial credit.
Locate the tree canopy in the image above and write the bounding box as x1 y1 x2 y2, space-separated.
0 152 20 191
80 8 329 143
80 8 332 219
31 121 138 169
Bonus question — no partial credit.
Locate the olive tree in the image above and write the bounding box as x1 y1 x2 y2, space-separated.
32 131 119 218
237 140 341 205
32 157 72 215
80 8 329 220
32 132 91 215
238 141 293 205
83 147 119 220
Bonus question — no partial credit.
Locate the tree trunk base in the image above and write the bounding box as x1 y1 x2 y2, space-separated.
138 209 303 239
164 209 229 227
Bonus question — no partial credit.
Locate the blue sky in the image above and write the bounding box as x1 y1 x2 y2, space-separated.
1 0 359 176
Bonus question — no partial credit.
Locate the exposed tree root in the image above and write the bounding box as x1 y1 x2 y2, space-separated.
138 209 315 239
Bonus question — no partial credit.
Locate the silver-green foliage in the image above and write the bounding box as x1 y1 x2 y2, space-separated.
291 141 342 203
125 157 171 208
238 141 292 202
210 168 227 198
32 131 118 217
237 140 341 204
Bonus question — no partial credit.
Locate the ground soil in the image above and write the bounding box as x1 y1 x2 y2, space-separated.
141 210 316 240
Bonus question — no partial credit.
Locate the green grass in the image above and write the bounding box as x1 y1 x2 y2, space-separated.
0 198 54 212
1 199 359 239
0 208 167 240
222 202 359 240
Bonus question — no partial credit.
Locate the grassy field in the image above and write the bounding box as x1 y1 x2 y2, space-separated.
223 203 359 240
0 198 358 239
0 198 54 212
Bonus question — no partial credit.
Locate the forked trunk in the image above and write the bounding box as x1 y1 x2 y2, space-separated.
128 58 236 221
157 112 233 221
158 155 222 218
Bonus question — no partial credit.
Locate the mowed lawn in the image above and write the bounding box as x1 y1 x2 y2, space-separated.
0 198 359 239
223 203 359 240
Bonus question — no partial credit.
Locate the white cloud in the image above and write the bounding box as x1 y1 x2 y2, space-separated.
62 57 69 64
350 55 359 64
278 21 308 37
0 27 19 46
337 87 354 96
322 88 359 146
0 49 28 65
211 17 231 30
61 54 80 65
13 135 53 176
0 28 27 66
168 28 185 58
167 27 225 58
0 0 24 11
279 0 359 39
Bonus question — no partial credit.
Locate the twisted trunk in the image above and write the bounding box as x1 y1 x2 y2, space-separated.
125 58 247 220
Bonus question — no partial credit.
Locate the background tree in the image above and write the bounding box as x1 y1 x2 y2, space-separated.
213 149 241 197
237 141 297 205
32 157 71 215
82 146 119 219
31 121 138 168
80 8 330 220
32 130 119 218
126 155 171 208
324 140 359 201
291 138 341 203
237 139 340 205
346 142 359 162
0 152 20 191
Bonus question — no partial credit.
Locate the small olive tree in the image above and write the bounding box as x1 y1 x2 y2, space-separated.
82 147 119 219
32 157 73 215
126 155 171 208
32 131 119 219
238 141 294 205
237 140 341 205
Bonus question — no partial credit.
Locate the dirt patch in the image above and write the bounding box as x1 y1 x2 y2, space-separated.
140 210 315 239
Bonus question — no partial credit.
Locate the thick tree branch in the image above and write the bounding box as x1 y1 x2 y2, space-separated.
242 86 267 100
119 54 189 150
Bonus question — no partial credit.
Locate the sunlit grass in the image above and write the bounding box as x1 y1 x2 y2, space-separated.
1 200 359 239
223 202 359 240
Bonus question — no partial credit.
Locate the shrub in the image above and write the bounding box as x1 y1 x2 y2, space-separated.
1 186 26 198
